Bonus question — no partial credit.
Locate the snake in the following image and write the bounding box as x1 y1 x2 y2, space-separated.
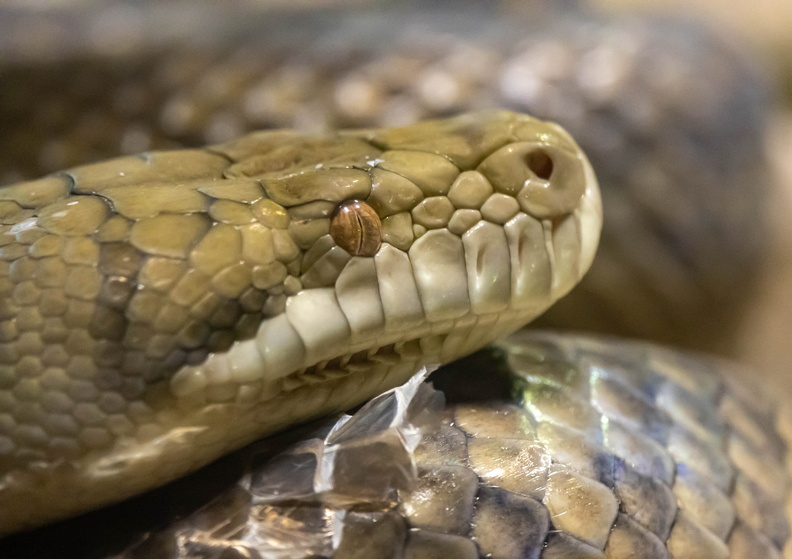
0 3 788 558
0 110 601 535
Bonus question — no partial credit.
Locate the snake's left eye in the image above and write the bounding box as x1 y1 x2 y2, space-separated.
330 199 382 257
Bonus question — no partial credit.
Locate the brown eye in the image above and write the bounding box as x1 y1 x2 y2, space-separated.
330 199 382 257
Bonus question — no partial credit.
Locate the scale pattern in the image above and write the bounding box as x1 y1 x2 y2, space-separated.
3 332 784 558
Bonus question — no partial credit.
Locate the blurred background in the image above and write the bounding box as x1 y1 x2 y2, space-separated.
594 0 792 392
1 0 791 390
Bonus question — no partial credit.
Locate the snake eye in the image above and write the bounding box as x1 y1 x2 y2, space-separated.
330 199 382 257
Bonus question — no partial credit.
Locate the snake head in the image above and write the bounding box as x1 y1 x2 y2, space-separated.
0 110 600 532
197 110 602 388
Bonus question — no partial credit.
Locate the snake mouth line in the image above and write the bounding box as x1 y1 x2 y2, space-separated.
281 334 461 394
284 344 408 390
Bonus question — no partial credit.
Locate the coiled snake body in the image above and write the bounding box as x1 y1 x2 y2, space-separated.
0 4 788 559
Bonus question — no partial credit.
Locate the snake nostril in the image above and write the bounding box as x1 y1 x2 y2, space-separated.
330 199 382 257
478 141 582 218
525 149 554 180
